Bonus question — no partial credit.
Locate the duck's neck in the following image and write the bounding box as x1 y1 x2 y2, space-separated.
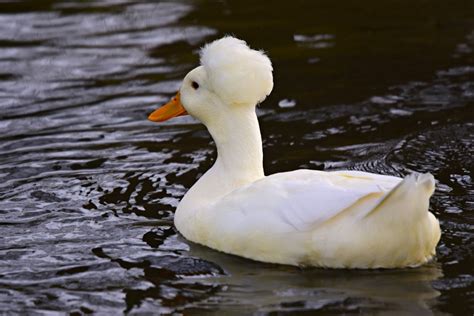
211 106 264 181
180 106 264 210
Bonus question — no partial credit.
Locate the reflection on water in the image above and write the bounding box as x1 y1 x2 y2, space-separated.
0 0 473 314
187 242 444 315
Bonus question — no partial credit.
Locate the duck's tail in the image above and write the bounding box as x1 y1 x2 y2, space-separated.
365 172 435 220
361 172 441 267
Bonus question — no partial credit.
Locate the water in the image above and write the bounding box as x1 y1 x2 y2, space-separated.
0 0 473 314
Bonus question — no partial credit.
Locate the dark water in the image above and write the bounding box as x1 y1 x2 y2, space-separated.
1 0 473 314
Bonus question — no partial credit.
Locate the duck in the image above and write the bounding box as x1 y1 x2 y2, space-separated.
148 36 441 269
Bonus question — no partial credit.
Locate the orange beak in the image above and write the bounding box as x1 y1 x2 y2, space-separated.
148 92 188 122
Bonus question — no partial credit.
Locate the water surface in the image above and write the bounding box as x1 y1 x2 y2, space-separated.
0 0 473 314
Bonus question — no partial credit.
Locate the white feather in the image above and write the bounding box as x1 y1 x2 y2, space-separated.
200 36 273 105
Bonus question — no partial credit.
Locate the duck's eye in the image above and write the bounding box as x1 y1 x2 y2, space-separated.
191 81 199 90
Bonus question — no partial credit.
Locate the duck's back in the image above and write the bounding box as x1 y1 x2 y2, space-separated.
187 169 440 268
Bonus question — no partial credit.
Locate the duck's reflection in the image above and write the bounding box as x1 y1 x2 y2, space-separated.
187 240 442 314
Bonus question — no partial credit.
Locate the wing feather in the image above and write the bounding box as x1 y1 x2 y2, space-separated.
211 169 402 233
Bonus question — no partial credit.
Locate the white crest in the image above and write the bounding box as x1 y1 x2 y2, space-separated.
200 36 273 106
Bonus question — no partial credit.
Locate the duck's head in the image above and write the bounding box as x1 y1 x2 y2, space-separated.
148 36 273 126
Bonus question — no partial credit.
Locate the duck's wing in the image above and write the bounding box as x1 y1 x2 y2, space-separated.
211 169 402 233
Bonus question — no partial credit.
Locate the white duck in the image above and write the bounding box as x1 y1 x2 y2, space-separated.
148 36 441 269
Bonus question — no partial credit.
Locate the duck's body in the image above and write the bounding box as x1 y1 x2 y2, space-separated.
149 36 441 268
173 106 440 269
